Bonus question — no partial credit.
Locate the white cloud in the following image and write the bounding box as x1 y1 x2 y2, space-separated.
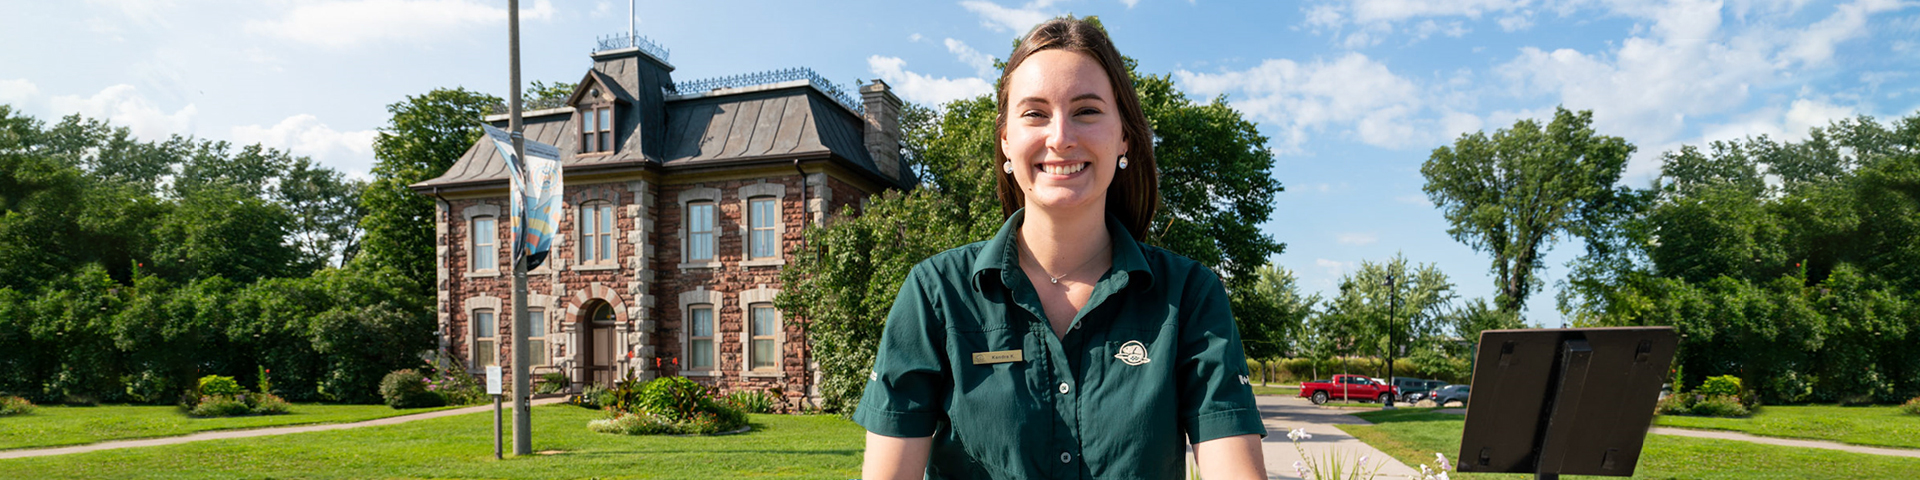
231 115 381 180
1410 20 1471 41
1497 13 1533 31
867 56 995 107
85 0 177 26
908 33 925 42
1302 0 1530 45
960 0 1055 34
1780 0 1907 66
246 0 555 48
1315 258 1355 278
945 38 999 78
0 79 39 108
1175 52 1436 150
49 84 196 140
1120 0 1142 7
1336 232 1378 245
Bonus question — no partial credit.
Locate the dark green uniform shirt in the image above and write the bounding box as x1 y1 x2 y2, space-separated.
854 210 1266 479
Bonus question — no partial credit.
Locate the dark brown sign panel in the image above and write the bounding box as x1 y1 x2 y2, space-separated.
1458 327 1677 478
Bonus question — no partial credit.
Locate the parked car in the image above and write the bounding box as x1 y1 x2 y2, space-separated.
1429 384 1471 406
1391 377 1450 403
1298 374 1401 405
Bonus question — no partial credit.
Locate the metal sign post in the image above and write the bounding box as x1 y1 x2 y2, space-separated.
506 0 533 457
487 365 503 459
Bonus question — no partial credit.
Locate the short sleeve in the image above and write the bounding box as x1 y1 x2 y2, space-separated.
1175 272 1267 444
852 264 951 438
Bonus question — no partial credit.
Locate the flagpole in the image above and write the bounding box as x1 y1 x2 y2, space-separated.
507 0 533 457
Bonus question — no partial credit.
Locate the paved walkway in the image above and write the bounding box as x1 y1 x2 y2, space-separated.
1429 407 1920 458
0 397 568 460
1254 395 1425 479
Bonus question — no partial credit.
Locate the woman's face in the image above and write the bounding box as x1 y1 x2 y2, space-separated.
1001 49 1127 216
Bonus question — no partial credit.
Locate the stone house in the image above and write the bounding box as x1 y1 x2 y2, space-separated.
409 36 908 407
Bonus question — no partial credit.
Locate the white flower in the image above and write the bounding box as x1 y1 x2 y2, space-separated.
1293 460 1308 477
1359 455 1369 466
1435 452 1451 471
1287 427 1312 441
1421 464 1432 475
1436 472 1450 480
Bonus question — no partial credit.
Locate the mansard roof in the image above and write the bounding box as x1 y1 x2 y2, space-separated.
410 59 901 193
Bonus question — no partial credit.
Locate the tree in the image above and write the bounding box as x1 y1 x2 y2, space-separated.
278 157 367 271
1317 255 1457 362
355 88 501 297
1422 107 1633 317
1249 264 1316 358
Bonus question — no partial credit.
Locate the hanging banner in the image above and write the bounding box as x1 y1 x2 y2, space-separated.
482 124 564 270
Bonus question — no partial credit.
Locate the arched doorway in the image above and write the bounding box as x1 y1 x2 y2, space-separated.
579 300 618 387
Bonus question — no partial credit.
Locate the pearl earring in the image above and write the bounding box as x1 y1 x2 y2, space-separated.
1003 161 1014 174
1118 154 1129 170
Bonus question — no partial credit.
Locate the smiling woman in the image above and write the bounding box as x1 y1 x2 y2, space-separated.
854 16 1268 480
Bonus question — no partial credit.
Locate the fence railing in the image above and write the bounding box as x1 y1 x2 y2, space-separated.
671 67 864 114
595 32 671 62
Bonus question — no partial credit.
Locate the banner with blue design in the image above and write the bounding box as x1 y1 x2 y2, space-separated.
482 124 563 270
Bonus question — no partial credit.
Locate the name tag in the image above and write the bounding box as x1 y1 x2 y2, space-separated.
971 349 1024 365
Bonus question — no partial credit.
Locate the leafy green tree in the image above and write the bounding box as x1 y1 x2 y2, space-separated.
278 157 367 271
1249 264 1316 358
1316 255 1457 364
149 185 298 284
355 88 501 297
1422 107 1634 316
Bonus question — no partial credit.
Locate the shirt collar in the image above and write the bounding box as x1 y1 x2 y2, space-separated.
970 208 1155 293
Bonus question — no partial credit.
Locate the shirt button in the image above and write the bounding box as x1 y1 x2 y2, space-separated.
1058 382 1070 394
1060 452 1072 463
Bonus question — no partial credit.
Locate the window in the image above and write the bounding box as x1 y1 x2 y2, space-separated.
580 104 613 154
687 202 715 261
688 305 715 370
579 202 615 264
749 197 777 259
749 304 778 371
473 309 496 367
526 308 548 367
472 217 497 271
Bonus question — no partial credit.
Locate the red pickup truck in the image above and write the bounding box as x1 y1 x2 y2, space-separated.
1298 374 1400 405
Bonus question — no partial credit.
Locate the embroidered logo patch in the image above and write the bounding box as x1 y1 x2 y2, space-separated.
1114 340 1151 366
1239 375 1251 385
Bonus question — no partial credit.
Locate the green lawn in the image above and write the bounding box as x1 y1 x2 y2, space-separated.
1654 404 1920 450
0 404 865 479
0 403 461 451
1251 384 1300 396
1338 408 1920 479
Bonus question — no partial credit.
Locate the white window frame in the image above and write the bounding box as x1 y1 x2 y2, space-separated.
677 186 722 269
580 101 614 154
463 204 502 277
463 297 503 372
526 307 548 367
678 288 725 376
577 201 616 266
737 183 787 267
739 286 783 377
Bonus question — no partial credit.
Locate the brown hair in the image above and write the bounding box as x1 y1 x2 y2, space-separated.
994 16 1159 241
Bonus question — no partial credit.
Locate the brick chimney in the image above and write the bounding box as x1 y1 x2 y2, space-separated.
860 80 903 183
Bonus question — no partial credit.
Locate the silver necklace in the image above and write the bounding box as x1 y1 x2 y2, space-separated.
1021 238 1110 285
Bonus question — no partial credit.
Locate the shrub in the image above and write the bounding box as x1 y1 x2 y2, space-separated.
123 370 177 404
636 376 710 421
378 369 445 409
588 411 675 435
722 390 777 414
1698 376 1743 398
537 372 570 394
251 393 291 415
1 395 35 416
575 384 612 409
422 369 485 406
1689 395 1752 417
1654 392 1691 415
1900 397 1920 416
189 395 253 417
197 376 243 398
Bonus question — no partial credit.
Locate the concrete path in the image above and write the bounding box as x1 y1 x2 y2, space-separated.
1254 395 1427 479
1647 427 1920 458
0 397 569 460
1430 407 1920 458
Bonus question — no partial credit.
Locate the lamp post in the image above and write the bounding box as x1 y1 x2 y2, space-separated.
1382 274 1397 409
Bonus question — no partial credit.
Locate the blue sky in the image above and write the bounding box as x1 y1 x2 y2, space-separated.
5 0 1917 326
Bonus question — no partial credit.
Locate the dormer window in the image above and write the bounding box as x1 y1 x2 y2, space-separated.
580 93 613 154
